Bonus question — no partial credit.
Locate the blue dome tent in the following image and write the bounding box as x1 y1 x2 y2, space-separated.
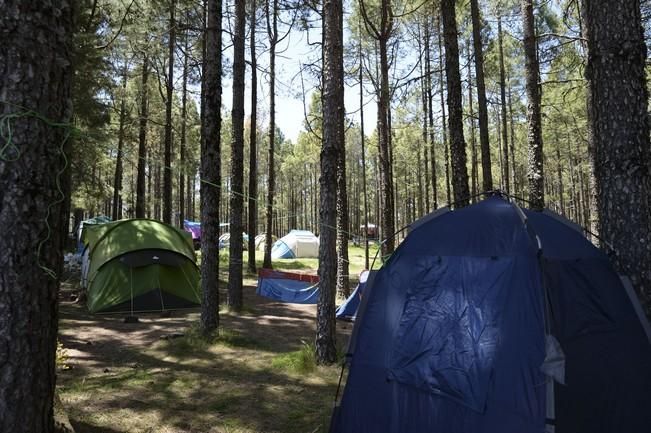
330 194 651 433
271 230 319 259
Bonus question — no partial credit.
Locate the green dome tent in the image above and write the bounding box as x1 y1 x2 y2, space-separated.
81 219 201 313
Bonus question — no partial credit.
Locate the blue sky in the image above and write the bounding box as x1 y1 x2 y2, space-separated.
221 10 378 143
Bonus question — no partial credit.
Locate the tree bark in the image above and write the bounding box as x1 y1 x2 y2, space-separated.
359 0 395 257
317 0 343 365
163 0 176 224
248 0 258 273
508 79 517 194
583 0 651 314
470 0 493 192
359 20 370 270
554 135 565 215
136 54 149 218
426 22 437 210
441 0 470 207
522 0 544 209
378 0 395 256
0 1 72 431
466 40 478 199
336 122 350 298
419 21 430 212
227 0 246 312
263 0 278 269
498 14 510 194
200 0 222 335
437 18 451 205
179 16 189 228
112 66 128 221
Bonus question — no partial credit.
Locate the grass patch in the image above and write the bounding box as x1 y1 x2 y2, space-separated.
271 341 317 374
162 325 260 357
217 328 259 349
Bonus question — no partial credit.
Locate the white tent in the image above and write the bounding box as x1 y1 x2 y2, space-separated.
271 230 319 259
254 233 277 251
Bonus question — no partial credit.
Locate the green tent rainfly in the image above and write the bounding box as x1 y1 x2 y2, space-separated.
81 219 201 313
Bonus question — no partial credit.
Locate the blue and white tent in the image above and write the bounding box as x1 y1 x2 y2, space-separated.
271 230 319 259
330 195 651 433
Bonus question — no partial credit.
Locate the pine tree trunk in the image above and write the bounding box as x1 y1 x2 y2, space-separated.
359 22 370 270
583 0 651 314
155 136 162 219
508 79 517 194
419 21 430 211
163 0 177 224
426 22 438 210
437 18 451 205
522 0 544 209
263 0 278 269
441 0 470 208
336 125 350 297
467 41 478 199
112 67 128 221
200 0 222 335
359 0 395 256
555 136 565 215
317 0 343 364
227 0 246 311
147 156 152 217
0 2 72 430
498 15 510 194
248 0 258 273
470 0 493 192
136 54 149 218
379 0 395 256
179 19 189 228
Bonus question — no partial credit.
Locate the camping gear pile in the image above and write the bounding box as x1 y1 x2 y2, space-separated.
330 195 651 433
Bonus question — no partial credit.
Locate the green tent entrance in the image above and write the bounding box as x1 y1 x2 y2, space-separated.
81 219 201 313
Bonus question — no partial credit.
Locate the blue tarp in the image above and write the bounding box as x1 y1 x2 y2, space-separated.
256 269 319 304
335 270 369 321
331 195 651 433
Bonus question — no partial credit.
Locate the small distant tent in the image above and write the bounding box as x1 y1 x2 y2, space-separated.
254 233 277 251
359 223 377 238
335 270 371 321
183 220 201 249
330 195 651 433
76 215 111 252
271 230 319 259
218 232 249 250
256 269 319 304
81 219 201 313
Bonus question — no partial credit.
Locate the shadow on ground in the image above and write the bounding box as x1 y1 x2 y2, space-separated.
58 283 351 433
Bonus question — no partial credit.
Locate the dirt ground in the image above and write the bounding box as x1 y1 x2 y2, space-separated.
57 279 354 433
